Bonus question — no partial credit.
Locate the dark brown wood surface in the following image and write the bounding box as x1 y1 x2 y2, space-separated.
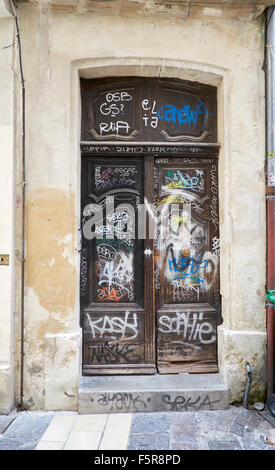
81 77 217 143
80 77 220 375
154 157 220 373
81 156 156 374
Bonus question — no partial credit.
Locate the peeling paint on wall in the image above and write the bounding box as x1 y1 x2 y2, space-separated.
25 189 77 316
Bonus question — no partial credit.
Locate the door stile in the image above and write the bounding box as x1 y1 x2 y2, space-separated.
144 156 156 366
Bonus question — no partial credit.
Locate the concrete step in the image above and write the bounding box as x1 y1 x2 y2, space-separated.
78 373 229 414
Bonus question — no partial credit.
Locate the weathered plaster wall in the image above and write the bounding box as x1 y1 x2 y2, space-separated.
0 12 15 414
16 2 266 409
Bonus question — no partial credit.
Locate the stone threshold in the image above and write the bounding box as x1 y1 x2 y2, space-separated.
78 373 229 414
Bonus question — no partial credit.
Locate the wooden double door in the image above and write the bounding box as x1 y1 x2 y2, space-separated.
80 154 221 375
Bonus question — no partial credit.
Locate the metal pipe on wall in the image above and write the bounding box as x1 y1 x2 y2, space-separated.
266 6 275 398
9 0 26 410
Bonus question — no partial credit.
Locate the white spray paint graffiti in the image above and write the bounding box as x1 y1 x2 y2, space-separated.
158 311 216 345
97 251 134 301
86 311 139 341
95 166 138 190
152 163 220 303
97 243 117 263
172 282 200 302
212 236 220 256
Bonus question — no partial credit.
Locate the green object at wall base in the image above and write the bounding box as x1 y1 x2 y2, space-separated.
267 290 275 309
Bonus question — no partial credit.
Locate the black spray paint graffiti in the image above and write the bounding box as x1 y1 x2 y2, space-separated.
92 392 219 412
89 341 141 364
80 254 88 297
95 393 148 412
161 394 220 411
82 145 204 154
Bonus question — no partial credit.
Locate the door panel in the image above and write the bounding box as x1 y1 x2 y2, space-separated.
81 157 156 374
80 155 220 375
154 157 220 373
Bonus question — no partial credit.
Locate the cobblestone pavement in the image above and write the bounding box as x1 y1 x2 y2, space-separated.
0 405 274 451
128 407 275 451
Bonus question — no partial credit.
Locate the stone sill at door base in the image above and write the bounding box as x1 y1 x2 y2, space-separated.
78 373 229 414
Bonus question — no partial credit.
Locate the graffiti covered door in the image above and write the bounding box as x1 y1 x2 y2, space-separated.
81 155 220 375
154 157 221 373
81 156 156 374
80 76 220 375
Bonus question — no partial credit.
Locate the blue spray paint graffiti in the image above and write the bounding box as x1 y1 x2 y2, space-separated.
166 170 202 190
157 103 213 131
168 256 207 284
